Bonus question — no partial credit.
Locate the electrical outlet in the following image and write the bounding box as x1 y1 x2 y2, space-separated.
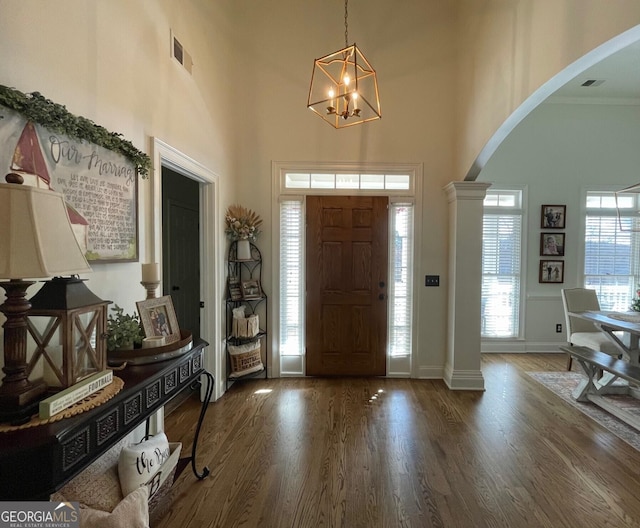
556 323 562 333
425 275 440 287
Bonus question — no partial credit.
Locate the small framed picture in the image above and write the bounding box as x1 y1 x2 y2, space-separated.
228 276 242 301
539 260 564 283
136 295 181 344
541 205 566 229
540 233 565 256
241 279 262 300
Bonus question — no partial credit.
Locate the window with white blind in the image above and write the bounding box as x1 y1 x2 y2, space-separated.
279 199 304 356
584 191 640 311
482 190 524 338
389 203 414 357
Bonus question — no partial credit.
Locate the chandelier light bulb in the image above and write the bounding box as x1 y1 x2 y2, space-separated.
343 74 350 86
326 88 336 115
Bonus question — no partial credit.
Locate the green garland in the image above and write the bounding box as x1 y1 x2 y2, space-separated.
0 85 151 178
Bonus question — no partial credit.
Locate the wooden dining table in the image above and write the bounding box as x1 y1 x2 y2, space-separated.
565 310 640 430
568 310 640 364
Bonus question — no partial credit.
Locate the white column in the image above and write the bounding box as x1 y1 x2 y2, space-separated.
444 181 491 390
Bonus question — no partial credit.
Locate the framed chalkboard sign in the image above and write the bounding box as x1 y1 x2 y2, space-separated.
0 105 138 262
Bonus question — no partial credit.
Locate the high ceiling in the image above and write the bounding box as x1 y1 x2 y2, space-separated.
549 40 640 102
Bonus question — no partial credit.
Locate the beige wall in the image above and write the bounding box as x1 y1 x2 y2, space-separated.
0 0 236 347
1 0 640 381
456 0 640 180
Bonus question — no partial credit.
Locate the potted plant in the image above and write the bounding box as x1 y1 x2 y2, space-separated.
107 305 144 352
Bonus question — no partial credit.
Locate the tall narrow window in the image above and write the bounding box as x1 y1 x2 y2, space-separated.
279 199 304 355
389 203 414 357
584 191 640 310
482 190 523 338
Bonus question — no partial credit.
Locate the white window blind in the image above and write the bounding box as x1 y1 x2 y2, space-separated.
482 191 523 338
389 203 414 357
584 191 640 311
279 199 304 355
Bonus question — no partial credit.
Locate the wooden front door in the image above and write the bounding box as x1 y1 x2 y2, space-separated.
306 195 388 376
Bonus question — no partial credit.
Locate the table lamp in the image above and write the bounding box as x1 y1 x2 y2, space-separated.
0 173 92 423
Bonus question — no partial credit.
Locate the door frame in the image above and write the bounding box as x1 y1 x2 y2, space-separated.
151 138 222 400
271 161 423 378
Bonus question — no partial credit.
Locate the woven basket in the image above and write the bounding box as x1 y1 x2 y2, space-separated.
147 442 182 523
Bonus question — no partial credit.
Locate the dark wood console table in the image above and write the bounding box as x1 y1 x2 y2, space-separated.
0 339 213 500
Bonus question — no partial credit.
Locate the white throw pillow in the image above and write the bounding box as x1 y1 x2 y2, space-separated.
118 433 170 497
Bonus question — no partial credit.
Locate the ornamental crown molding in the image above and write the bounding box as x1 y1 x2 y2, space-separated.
444 181 491 202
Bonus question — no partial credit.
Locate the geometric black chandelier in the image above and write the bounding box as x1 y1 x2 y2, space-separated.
307 0 381 129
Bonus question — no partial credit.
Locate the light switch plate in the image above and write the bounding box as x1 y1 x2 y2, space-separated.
425 275 440 287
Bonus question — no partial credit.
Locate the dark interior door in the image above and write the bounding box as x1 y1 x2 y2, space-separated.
305 195 389 376
162 167 201 340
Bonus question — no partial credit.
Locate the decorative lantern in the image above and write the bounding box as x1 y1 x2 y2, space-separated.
0 175 94 423
26 277 111 389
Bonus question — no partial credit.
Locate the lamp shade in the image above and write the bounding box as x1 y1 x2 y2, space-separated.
0 182 91 279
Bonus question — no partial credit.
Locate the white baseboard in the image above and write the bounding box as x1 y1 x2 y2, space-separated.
416 365 445 379
482 340 567 353
443 364 485 391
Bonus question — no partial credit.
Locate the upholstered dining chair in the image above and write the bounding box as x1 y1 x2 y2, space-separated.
561 288 622 371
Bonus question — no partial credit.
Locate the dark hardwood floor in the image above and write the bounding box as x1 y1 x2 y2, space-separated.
157 354 640 527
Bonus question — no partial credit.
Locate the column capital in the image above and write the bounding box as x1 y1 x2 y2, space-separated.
444 181 492 202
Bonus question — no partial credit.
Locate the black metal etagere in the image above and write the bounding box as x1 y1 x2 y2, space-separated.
225 241 267 386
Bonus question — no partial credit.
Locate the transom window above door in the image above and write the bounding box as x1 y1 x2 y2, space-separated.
284 172 411 191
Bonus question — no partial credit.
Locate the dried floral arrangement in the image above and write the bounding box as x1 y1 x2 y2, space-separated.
224 204 263 241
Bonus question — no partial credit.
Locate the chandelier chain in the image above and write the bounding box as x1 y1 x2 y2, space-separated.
344 0 349 47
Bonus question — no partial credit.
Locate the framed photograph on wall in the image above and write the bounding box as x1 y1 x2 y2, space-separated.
136 295 181 344
539 260 564 284
540 233 565 256
541 204 566 229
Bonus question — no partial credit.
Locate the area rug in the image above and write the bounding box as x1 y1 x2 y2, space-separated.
527 371 640 451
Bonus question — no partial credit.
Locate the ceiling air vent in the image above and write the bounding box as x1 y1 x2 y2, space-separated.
171 31 193 74
581 79 605 87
